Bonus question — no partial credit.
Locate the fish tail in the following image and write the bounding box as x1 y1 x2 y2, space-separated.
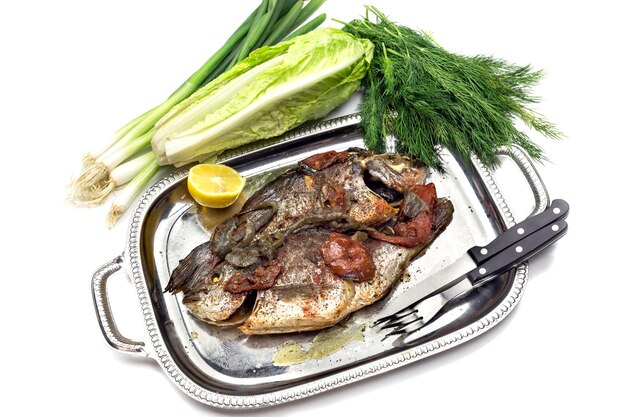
164 242 219 294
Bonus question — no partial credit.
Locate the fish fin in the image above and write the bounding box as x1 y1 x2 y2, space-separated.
433 198 454 232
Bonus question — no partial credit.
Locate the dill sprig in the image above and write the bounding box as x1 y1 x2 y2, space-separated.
341 6 562 170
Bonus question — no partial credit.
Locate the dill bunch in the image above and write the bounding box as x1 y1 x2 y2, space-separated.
341 6 562 169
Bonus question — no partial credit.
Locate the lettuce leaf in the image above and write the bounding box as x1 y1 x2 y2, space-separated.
152 28 373 166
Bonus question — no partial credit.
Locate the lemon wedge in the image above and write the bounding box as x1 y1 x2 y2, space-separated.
187 164 246 208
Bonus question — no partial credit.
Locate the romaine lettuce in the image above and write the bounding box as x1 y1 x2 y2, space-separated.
152 28 373 166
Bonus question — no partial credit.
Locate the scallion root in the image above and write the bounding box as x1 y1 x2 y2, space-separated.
68 162 112 207
82 154 97 169
85 180 116 206
106 204 124 229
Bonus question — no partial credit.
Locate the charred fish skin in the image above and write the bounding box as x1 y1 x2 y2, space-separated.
164 240 251 324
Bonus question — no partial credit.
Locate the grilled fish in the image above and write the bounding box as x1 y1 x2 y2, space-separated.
165 149 453 334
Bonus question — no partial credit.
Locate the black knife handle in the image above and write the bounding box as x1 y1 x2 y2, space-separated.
468 199 569 264
467 220 568 285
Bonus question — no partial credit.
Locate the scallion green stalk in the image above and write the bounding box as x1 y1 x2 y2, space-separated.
252 0 284 49
233 4 273 65
83 106 156 166
286 0 325 34
278 0 300 15
283 13 326 41
263 0 303 46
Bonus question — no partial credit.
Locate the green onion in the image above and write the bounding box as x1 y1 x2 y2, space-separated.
87 151 154 205
110 151 155 187
83 106 155 166
253 0 284 49
204 1 309 83
69 3 259 205
283 13 326 41
278 0 300 15
68 0 328 226
71 130 154 207
264 0 303 46
233 2 273 64
286 0 325 34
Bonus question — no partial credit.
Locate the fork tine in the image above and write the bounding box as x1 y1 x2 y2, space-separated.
380 297 444 337
382 318 426 339
379 312 423 330
378 283 470 343
372 306 416 327
390 302 445 342
384 317 428 337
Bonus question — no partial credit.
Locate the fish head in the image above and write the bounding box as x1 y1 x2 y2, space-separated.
344 150 429 225
181 262 252 325
361 151 429 195
299 149 430 227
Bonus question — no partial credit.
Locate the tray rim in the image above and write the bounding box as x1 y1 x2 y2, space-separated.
118 113 544 408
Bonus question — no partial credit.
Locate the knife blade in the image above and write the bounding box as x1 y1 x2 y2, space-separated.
373 198 570 325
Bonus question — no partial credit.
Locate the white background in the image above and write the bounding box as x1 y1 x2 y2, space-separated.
1 1 624 416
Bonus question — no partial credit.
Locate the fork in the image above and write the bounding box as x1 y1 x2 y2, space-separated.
376 199 570 344
378 280 473 341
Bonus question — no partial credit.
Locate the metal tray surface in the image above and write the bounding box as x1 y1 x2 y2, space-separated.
92 113 549 408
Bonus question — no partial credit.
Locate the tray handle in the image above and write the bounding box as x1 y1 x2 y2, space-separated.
91 255 147 357
498 145 550 218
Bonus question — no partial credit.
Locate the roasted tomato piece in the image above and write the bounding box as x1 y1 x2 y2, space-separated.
224 261 282 293
301 150 350 171
396 211 432 244
369 212 432 248
411 183 437 213
371 183 438 248
321 232 376 282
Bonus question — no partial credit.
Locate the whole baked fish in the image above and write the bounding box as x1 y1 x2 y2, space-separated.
165 149 453 334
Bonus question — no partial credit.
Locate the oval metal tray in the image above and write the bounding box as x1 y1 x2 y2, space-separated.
92 113 549 408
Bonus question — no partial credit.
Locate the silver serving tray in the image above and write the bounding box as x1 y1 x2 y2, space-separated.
92 113 549 408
